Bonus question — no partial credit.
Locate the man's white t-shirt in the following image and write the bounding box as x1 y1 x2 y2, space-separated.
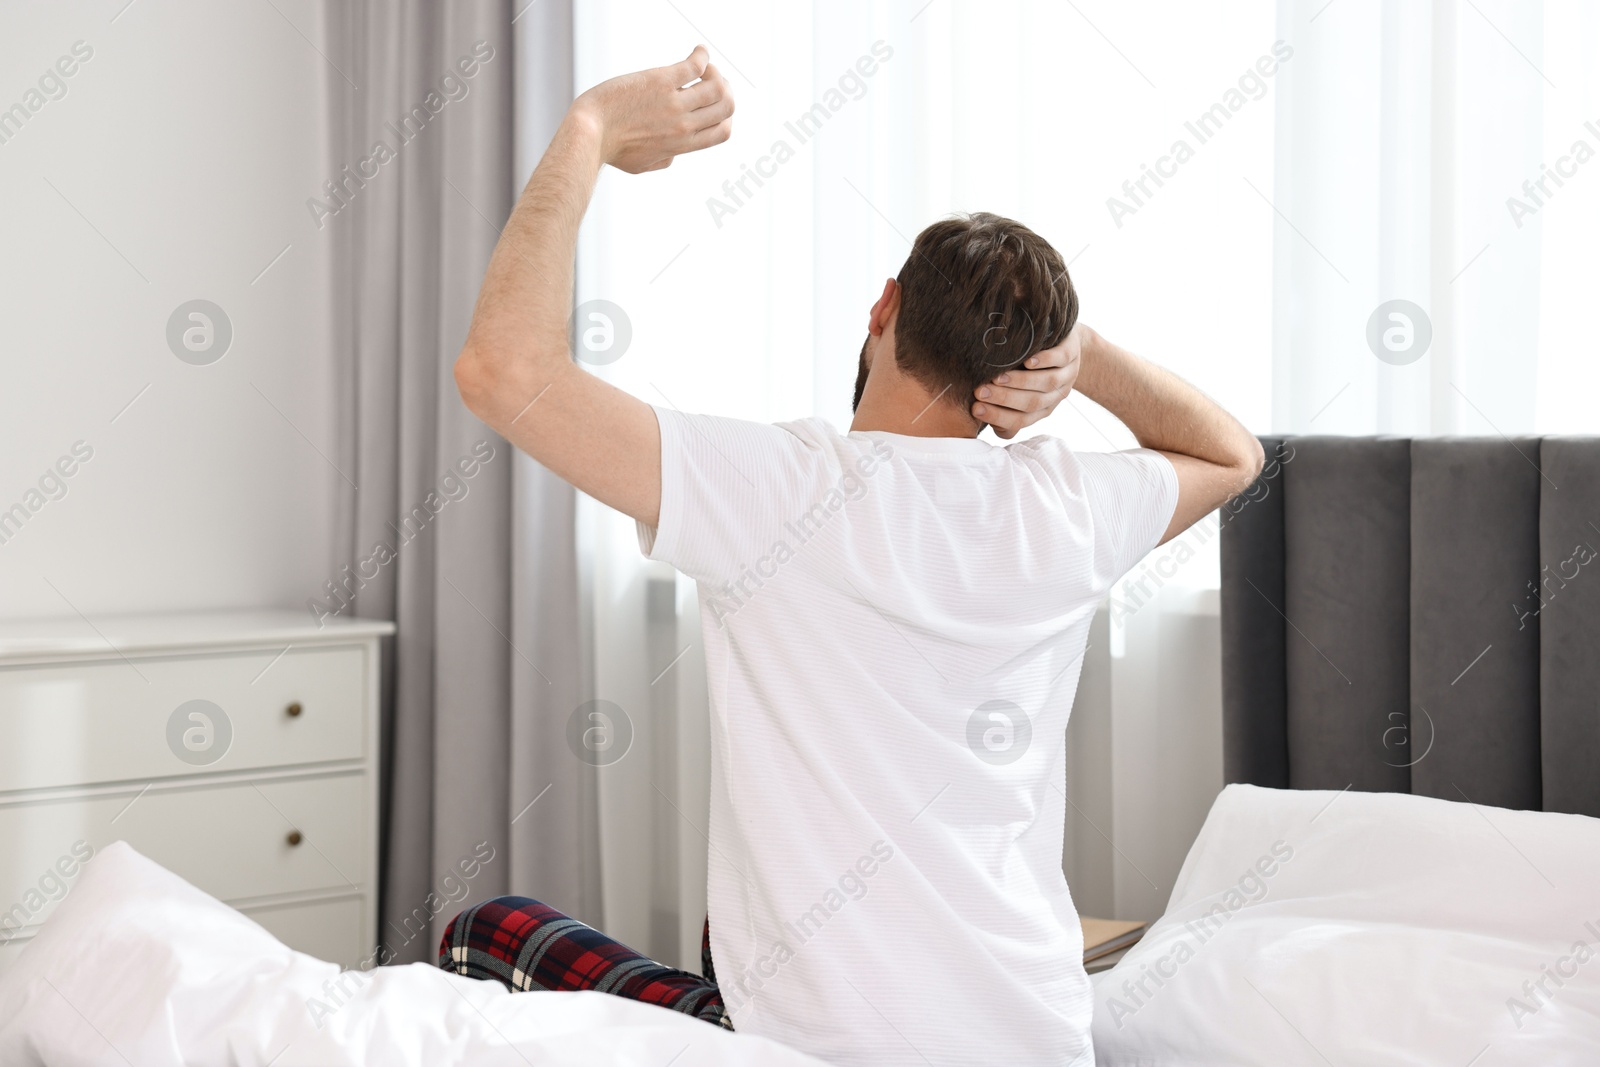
638 409 1179 1067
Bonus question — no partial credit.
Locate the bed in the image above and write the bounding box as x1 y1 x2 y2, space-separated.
4 435 1597 1064
1093 434 1600 1063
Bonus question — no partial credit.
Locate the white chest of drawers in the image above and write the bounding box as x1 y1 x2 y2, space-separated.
0 610 393 974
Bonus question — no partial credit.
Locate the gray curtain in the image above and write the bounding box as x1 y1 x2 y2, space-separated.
323 0 597 965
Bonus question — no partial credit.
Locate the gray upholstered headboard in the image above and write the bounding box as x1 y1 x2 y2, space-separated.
1219 436 1600 818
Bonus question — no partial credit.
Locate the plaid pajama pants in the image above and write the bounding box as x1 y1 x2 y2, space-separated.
439 896 733 1030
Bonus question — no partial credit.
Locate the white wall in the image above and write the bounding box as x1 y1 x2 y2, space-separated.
0 1 338 622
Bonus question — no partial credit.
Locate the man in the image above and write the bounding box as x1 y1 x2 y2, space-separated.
445 46 1263 1066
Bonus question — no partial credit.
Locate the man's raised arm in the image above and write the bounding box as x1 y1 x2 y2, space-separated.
1072 325 1265 544
453 47 733 526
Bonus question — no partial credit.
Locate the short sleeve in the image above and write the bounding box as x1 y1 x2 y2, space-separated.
638 406 827 587
1073 448 1180 582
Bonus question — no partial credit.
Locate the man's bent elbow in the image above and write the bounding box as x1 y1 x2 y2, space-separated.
454 343 567 431
1242 435 1266 483
1225 435 1266 497
454 345 492 417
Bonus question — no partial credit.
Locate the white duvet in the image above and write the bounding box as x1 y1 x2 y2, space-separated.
1093 784 1600 1065
7 788 1598 1066
0 841 826 1066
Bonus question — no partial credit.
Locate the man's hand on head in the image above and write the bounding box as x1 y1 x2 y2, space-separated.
571 45 734 174
971 323 1086 440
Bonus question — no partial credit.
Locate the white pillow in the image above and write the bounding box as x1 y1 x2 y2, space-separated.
1093 784 1600 1065
0 841 827 1067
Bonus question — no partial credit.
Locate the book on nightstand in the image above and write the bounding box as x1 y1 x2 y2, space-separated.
1080 917 1147 965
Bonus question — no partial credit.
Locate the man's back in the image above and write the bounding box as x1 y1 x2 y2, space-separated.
640 409 1178 1065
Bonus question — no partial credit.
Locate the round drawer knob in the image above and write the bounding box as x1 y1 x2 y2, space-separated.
286 702 303 718
286 830 304 847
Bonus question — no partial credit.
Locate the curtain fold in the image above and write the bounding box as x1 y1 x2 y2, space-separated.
324 0 526 965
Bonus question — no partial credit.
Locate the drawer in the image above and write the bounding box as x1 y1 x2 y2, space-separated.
0 645 366 792
0 774 370 936
242 895 369 971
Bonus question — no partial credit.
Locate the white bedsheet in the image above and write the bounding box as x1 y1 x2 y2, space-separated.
1092 784 1600 1065
0 841 828 1067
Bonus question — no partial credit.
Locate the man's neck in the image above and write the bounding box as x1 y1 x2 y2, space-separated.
849 384 980 439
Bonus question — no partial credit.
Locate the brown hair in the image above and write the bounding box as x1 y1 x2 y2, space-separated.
892 212 1078 405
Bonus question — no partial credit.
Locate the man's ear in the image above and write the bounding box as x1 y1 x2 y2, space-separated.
868 277 898 336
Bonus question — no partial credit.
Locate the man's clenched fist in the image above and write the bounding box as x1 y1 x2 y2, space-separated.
570 45 734 174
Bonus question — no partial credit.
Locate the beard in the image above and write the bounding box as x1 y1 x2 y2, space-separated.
852 338 870 412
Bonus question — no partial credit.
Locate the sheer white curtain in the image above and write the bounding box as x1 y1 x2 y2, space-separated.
564 0 1600 947
1272 0 1600 436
